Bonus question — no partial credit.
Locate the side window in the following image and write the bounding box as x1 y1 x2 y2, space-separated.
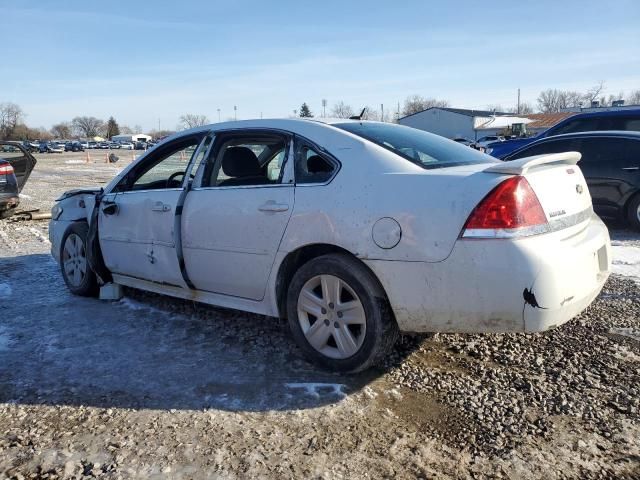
580 138 640 166
551 118 599 136
295 144 336 184
507 139 576 160
610 117 640 132
116 136 202 192
205 135 289 187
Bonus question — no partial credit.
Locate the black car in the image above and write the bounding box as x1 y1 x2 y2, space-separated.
0 141 37 219
504 131 640 230
65 141 85 152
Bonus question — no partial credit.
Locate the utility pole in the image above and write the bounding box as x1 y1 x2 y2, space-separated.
381 103 384 122
322 98 327 117
517 88 521 115
217 108 221 122
158 118 160 132
234 105 237 121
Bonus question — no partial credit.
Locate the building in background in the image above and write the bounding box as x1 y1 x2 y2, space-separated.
398 107 575 139
111 133 152 143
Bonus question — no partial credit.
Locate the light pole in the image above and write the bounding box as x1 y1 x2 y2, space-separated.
217 108 221 122
234 105 237 121
322 99 327 117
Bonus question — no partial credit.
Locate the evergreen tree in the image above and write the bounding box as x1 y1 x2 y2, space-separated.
299 103 313 117
106 116 120 139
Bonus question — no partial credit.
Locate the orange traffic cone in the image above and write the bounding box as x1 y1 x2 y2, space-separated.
85 151 91 163
105 152 109 163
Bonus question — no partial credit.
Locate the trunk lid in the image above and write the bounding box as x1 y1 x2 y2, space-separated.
487 152 592 223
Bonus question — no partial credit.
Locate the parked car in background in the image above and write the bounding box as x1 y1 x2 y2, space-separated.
119 142 134 150
476 135 505 149
504 131 640 231
108 142 120 149
487 109 640 158
0 141 37 219
452 137 477 148
98 142 110 149
134 141 148 150
39 142 64 153
65 141 85 152
49 119 610 372
87 141 97 149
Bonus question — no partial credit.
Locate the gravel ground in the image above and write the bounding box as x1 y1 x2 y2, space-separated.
1 152 639 479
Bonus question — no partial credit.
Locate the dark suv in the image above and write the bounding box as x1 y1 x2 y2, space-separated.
487 109 640 158
65 141 85 152
0 142 37 219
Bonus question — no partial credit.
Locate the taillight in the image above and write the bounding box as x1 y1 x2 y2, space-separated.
462 176 547 238
0 164 14 176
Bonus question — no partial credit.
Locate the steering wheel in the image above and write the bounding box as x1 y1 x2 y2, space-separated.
166 171 195 188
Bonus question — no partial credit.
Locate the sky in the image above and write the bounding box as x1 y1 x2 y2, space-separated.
2 0 639 131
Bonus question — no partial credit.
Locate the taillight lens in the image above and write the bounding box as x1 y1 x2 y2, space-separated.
462 176 547 237
0 164 14 176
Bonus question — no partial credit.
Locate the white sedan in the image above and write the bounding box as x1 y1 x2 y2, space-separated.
49 119 611 372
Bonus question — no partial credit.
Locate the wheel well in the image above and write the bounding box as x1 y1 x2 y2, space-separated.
275 244 390 318
624 190 640 218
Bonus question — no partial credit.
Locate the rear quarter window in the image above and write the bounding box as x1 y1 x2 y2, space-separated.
335 122 496 169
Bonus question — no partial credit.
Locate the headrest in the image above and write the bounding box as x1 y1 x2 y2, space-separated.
222 147 261 177
307 155 332 173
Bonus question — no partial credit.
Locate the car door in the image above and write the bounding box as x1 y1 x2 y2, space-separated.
181 130 294 300
577 137 640 218
99 134 205 286
0 142 37 191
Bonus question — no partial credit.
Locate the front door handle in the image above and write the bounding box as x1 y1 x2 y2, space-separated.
621 167 639 171
151 201 171 212
258 201 289 213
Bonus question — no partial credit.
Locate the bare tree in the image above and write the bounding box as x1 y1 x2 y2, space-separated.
537 89 584 113
401 95 449 117
50 122 72 139
505 102 536 115
486 104 505 113
120 125 134 134
583 81 606 105
179 114 209 130
330 101 354 119
627 90 640 105
72 116 105 138
0 102 25 140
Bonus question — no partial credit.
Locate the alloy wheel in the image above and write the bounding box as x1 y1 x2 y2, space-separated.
62 233 87 287
297 274 366 359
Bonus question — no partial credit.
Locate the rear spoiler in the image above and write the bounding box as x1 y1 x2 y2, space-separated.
484 151 581 175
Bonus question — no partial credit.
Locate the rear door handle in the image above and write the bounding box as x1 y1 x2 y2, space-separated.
151 201 171 212
258 202 289 213
102 201 118 216
621 167 639 171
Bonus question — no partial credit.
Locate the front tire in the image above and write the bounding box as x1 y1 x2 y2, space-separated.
60 223 98 296
287 253 398 373
627 194 640 232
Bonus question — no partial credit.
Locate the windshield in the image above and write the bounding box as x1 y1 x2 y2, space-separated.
335 122 497 169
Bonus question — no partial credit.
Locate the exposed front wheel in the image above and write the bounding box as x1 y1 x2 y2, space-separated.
287 253 398 373
60 223 98 296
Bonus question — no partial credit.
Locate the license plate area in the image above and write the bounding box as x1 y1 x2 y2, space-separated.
597 245 608 272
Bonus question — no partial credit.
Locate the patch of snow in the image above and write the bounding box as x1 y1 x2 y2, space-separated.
118 297 170 317
0 283 12 298
609 327 640 342
285 383 347 399
610 344 640 362
64 160 87 165
29 227 50 244
610 244 640 283
19 193 32 199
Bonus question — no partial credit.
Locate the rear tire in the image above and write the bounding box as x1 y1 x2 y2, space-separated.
60 222 98 296
286 253 398 373
627 194 640 232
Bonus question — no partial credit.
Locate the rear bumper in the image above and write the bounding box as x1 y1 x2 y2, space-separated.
364 215 611 333
0 192 19 211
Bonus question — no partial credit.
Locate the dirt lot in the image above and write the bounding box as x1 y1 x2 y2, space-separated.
1 152 639 479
